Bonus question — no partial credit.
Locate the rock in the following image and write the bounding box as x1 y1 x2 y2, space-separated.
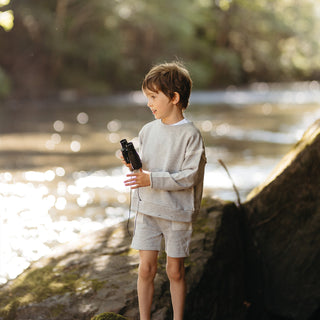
244 119 320 320
0 198 225 320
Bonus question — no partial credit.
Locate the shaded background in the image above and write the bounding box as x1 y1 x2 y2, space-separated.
1 0 320 286
1 0 320 98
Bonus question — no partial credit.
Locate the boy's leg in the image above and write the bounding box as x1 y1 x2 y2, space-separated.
166 256 186 320
138 250 159 320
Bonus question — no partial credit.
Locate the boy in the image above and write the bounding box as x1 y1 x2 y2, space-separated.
122 61 206 320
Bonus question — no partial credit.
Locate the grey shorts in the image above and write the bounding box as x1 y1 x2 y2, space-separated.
131 212 192 258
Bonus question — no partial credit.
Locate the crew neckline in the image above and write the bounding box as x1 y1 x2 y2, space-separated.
161 118 191 126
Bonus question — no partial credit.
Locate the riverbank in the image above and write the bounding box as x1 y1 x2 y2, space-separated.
0 198 226 320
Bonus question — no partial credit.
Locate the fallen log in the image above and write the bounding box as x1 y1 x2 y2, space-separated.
244 119 320 320
185 119 320 320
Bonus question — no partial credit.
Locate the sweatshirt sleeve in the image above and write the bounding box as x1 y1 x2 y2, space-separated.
150 133 206 191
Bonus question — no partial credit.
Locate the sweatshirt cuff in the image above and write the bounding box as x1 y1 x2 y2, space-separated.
150 172 163 189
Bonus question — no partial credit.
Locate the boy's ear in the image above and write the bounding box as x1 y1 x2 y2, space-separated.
172 92 180 105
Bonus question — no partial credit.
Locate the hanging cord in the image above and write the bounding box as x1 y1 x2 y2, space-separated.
127 189 133 237
126 187 141 238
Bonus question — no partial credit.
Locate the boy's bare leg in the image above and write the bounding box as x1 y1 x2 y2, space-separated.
138 250 159 320
166 257 186 320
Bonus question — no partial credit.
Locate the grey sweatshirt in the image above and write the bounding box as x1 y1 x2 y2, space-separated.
132 119 206 222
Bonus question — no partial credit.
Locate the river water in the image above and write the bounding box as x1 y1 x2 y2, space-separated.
1 83 320 284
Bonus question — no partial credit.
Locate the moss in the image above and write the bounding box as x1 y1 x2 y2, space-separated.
49 304 65 317
192 215 216 234
91 312 128 320
201 197 227 209
201 197 219 208
120 248 138 256
91 279 107 292
184 257 196 269
0 300 19 320
0 261 106 319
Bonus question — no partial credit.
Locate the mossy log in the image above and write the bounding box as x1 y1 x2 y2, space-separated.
243 119 320 320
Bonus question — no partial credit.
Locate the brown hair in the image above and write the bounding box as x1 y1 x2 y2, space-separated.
142 61 192 109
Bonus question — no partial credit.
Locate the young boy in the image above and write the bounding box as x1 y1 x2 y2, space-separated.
122 61 206 320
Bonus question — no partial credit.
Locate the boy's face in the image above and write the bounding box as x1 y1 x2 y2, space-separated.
143 88 182 125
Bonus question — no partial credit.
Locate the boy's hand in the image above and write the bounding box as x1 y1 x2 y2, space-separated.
120 154 133 171
124 169 151 189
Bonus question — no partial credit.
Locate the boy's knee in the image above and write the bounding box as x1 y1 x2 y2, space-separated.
166 263 185 282
139 263 157 281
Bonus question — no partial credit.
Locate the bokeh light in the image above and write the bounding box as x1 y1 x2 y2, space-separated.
77 112 89 124
53 120 64 132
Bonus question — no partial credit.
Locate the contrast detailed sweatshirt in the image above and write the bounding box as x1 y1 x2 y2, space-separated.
132 119 206 222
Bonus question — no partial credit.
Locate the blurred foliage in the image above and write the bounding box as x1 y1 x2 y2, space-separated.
0 0 320 98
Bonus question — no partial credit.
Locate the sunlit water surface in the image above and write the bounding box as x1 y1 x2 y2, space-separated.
1 84 320 284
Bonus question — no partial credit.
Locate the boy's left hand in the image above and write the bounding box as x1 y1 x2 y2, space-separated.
124 169 151 189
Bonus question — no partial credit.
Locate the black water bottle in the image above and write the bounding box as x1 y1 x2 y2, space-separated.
127 142 142 170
